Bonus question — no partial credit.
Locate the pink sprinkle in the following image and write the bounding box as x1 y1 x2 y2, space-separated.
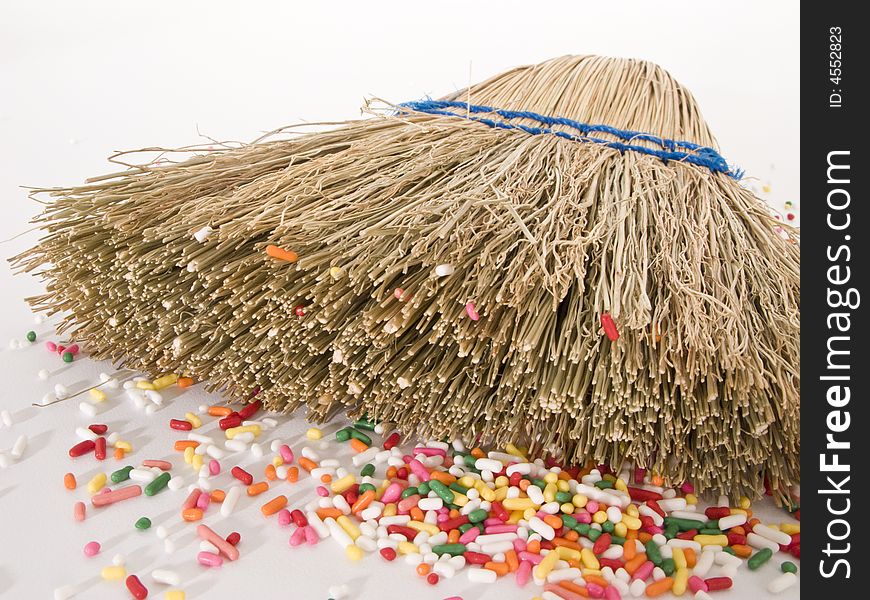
279 444 294 463
83 541 100 557
67 343 80 355
465 302 480 321
631 560 654 581
485 524 517 534
208 459 221 476
196 493 211 511
680 481 695 494
381 482 403 504
289 525 306 547
512 538 527 553
393 288 404 299
197 551 223 567
303 525 319 545
515 560 532 586
412 447 446 457
56 344 65 354
518 551 543 565
574 510 592 524
45 341 57 352
458 527 479 544
585 500 599 513
315 486 329 497
604 584 622 600
277 509 292 527
586 582 605 598
688 575 708 593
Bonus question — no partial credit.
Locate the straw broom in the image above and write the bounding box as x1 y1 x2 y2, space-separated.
11 55 800 497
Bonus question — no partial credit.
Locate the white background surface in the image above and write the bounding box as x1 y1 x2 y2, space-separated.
0 1 799 599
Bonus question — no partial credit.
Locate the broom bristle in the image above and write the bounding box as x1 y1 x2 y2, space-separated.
11 55 799 496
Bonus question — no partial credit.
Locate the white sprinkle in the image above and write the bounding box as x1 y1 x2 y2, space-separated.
11 434 28 459
155 525 168 539
151 568 181 586
434 264 454 277
54 383 69 399
53 584 77 600
193 225 213 243
0 410 12 428
111 553 125 566
37 369 50 381
767 572 797 594
327 584 351 599
79 402 97 417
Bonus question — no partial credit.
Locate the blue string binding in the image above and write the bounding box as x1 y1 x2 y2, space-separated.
398 99 743 179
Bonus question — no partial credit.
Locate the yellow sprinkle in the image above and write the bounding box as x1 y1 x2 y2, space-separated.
533 548 560 579
407 521 439 536
626 504 639 518
673 567 688 595
572 494 588 508
556 480 570 492
114 440 132 452
330 474 356 494
345 544 364 561
329 266 344 279
152 374 179 390
100 565 126 581
191 454 203 471
592 510 608 524
580 547 600 570
397 541 419 555
494 475 509 488
87 473 107 494
336 515 361 540
493 486 508 502
305 428 323 440
502 498 536 511
135 380 155 390
614 522 628 537
555 546 581 562
738 496 751 510
226 425 261 439
622 515 642 531
694 534 729 547
685 493 698 505
452 492 469 507
560 503 575 514
504 443 526 460
780 523 800 535
543 483 557 503
507 510 524 524
89 388 107 402
183 446 194 464
458 476 476 488
615 478 628 493
165 591 186 600
272 455 284 467
382 503 397 517
672 546 686 570
522 507 537 521
474 481 495 502
543 473 558 484
184 412 202 429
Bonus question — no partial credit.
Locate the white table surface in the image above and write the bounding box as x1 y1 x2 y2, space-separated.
1 2 799 598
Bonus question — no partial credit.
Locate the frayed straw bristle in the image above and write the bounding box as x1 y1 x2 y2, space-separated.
11 55 799 497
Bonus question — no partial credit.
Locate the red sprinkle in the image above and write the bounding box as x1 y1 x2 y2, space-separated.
463 551 491 565
705 577 733 591
237 399 261 421
380 547 397 561
169 419 192 431
383 432 401 450
69 440 96 458
600 312 619 341
94 437 107 461
125 574 148 599
231 466 254 485
426 573 439 585
219 414 242 430
88 424 108 435
226 531 241 546
290 510 308 528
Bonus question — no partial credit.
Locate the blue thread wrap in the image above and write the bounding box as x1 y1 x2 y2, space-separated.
398 99 742 179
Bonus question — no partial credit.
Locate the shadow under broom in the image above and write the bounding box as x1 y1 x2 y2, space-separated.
11 55 800 497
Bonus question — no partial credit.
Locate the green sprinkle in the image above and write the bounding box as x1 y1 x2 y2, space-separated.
429 480 455 504
555 491 573 504
401 487 419 499
111 466 134 483
594 479 614 489
601 521 615 533
531 479 547 489
144 472 171 496
135 517 151 530
358 483 376 494
575 523 591 536
611 535 626 546
467 508 488 523
432 543 466 556
561 515 578 529
26 331 37 342
62 351 74 363
416 482 430 496
699 528 723 535
645 540 663 566
660 557 676 576
587 528 601 542
748 547 773 570
723 546 736 556
458 523 474 534
335 428 352 442
360 463 375 478
448 482 469 495
781 561 798 574
353 419 377 431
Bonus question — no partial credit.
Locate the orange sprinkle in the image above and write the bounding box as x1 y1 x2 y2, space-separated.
416 563 431 576
650 474 665 487
298 457 317 473
316 507 343 519
583 574 608 588
544 515 563 529
731 544 753 558
470 447 485 459
261 495 288 516
210 489 226 503
174 440 199 451
429 471 455 485
623 540 636 561
557 471 572 481
247 481 269 496
552 538 582 551
638 532 652 543
484 562 509 577
448 509 461 519
624 552 648 575
320 474 332 484
177 377 194 388
265 464 277 481
564 530 580 542
63 473 77 490
518 479 531 491
386 466 398 479
505 549 519 572
684 547 696 568
265 244 298 263
409 507 424 522
286 466 299 483
626 530 638 541
181 508 203 522
645 577 674 597
557 580 589 597
526 539 541 554
351 490 376 514
207 405 233 417
349 438 369 453
447 529 461 544
731 525 746 536
113 447 125 460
